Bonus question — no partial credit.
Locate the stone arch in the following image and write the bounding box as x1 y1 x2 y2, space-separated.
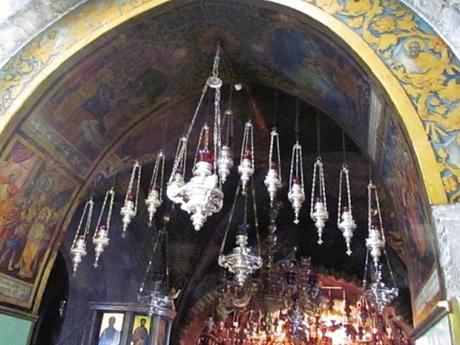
0 0 457 328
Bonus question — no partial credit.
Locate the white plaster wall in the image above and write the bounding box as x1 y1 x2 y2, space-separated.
400 0 460 59
0 0 459 68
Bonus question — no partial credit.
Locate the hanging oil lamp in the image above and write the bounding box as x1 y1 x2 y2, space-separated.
366 180 385 268
166 44 224 230
217 86 234 184
120 161 141 234
363 178 399 312
337 164 357 255
145 151 165 227
310 158 328 245
218 183 262 286
179 124 223 230
264 127 282 206
238 120 255 194
167 137 187 204
70 198 94 274
288 142 305 224
92 187 115 267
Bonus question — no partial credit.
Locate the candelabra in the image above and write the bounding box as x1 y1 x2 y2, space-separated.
120 161 141 234
264 128 282 206
337 164 357 255
310 157 328 245
288 142 305 224
92 187 115 267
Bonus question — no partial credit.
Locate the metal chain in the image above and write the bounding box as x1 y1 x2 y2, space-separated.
106 188 115 232
310 159 318 213
250 177 261 256
93 190 109 240
363 249 370 290
134 162 141 214
316 111 321 156
71 199 93 246
289 144 295 193
83 199 94 238
371 181 398 289
276 129 282 180
214 84 222 173
320 161 327 211
219 184 242 256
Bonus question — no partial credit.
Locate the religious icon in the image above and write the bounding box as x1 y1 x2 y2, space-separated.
98 313 124 345
131 315 151 345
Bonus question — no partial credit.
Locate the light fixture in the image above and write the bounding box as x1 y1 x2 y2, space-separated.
166 44 224 230
310 115 328 245
237 120 255 194
217 85 234 184
70 198 94 274
264 127 282 206
218 180 262 286
363 178 399 312
92 187 115 267
145 151 165 227
120 161 141 234
288 141 305 225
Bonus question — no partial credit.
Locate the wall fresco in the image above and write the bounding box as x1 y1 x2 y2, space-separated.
0 0 454 314
0 136 77 308
0 0 456 201
307 0 460 200
377 107 442 324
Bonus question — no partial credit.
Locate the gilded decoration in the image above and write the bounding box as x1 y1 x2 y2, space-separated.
0 0 456 314
306 0 460 201
0 0 457 202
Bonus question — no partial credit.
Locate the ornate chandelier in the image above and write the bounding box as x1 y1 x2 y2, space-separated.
166 44 224 230
218 179 262 286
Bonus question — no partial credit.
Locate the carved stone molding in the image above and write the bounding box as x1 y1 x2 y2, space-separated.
431 203 460 299
400 0 460 58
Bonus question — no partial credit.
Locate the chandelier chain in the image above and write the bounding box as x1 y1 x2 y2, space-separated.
219 184 242 256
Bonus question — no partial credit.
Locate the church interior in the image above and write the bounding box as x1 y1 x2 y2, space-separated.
0 1 459 345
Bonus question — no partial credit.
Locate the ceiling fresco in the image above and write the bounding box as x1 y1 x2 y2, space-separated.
0 0 448 326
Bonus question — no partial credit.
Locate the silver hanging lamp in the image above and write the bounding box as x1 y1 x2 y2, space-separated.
337 132 357 255
238 120 255 194
166 44 224 230
264 127 282 206
70 197 94 274
310 114 328 245
145 151 165 227
288 100 305 225
120 161 141 234
92 187 115 267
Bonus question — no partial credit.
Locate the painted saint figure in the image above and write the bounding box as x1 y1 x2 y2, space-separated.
98 316 121 345
132 318 149 345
